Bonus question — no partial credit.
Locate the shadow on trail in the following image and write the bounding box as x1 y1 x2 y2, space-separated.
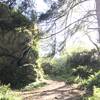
39 84 83 100
22 81 84 100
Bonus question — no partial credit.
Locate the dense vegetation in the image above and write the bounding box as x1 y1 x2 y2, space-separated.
0 3 42 89
0 0 100 100
0 85 22 100
40 47 100 99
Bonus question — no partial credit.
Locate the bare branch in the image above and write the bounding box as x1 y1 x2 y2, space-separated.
86 33 100 53
41 13 96 39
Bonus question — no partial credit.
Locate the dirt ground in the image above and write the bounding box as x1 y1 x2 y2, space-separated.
19 80 85 100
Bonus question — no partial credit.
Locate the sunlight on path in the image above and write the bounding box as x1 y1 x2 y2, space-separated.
19 80 85 100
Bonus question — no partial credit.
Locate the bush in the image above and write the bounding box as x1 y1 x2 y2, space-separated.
77 71 100 97
85 71 100 88
88 87 100 100
0 3 31 30
0 3 40 89
22 81 47 91
72 65 94 79
40 57 73 81
66 49 100 68
0 85 22 100
41 62 53 75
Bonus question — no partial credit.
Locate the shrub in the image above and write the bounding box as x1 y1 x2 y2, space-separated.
79 71 100 97
0 3 31 30
41 62 53 75
0 85 22 100
85 71 100 88
66 49 100 68
22 81 47 91
88 87 100 100
72 65 94 79
0 3 41 89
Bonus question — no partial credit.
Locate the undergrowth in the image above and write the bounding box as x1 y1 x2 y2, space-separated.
22 81 47 91
0 85 22 100
40 48 100 99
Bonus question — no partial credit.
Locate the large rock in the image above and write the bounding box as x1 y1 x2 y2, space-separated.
0 4 39 88
0 28 39 88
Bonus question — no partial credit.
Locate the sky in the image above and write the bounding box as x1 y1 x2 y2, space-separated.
16 0 49 13
34 0 49 13
34 0 58 13
14 0 99 57
38 0 99 57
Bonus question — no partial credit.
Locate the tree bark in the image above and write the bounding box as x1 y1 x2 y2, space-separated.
95 0 100 43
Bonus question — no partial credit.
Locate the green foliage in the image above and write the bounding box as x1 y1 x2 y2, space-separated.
0 29 38 88
88 87 100 100
40 56 73 81
83 71 100 89
40 47 100 99
0 3 41 89
0 85 22 100
38 48 100 100
66 49 100 68
41 62 53 75
0 49 38 89
41 49 99 81
10 9 31 28
22 81 47 91
14 64 37 89
66 51 100 98
72 65 94 79
0 3 10 18
0 3 31 30
0 85 10 95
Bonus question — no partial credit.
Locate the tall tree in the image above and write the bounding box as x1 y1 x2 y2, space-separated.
0 0 37 21
39 0 96 55
95 0 100 43
0 2 41 89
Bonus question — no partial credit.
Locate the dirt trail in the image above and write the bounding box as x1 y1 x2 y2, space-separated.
19 80 85 100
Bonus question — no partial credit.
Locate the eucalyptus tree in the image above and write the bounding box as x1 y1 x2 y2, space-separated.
39 0 97 56
95 0 100 43
0 0 37 21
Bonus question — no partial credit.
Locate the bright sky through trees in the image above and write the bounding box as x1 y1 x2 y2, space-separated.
34 0 58 13
34 0 49 13
38 0 99 57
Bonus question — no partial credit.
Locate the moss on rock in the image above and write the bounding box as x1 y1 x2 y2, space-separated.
0 3 41 89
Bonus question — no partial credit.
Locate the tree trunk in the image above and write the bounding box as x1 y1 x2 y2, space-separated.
95 0 100 43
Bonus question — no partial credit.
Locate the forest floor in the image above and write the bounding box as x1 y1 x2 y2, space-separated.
18 80 85 100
